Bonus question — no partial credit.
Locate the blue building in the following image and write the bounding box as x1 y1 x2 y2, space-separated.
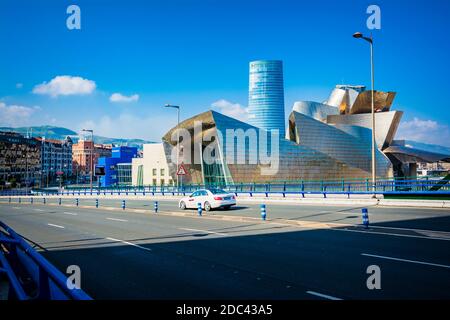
247 60 285 137
97 146 138 187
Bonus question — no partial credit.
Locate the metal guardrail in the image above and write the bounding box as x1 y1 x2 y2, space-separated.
9 178 447 197
1 176 449 196
0 221 92 300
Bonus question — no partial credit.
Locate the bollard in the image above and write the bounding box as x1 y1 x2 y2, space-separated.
197 202 202 216
58 198 61 205
18 197 21 204
43 198 46 205
362 208 369 229
8 197 11 203
30 197 33 204
154 201 158 213
260 204 267 221
95 199 99 208
76 198 79 207
122 200 126 210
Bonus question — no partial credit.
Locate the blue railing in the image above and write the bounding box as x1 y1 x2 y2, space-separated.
0 221 92 300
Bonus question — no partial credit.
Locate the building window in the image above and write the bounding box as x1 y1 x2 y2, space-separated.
152 168 157 176
160 168 165 176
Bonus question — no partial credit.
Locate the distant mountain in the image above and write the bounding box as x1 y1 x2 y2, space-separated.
403 140 450 156
0 125 77 139
0 125 155 149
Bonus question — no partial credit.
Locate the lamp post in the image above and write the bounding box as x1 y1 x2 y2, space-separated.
82 129 94 193
164 104 180 192
353 32 376 197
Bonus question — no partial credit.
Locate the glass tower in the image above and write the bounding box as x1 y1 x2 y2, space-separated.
248 60 285 137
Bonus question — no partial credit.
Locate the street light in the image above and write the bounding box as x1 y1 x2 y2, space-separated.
82 129 94 193
164 104 180 192
353 31 377 197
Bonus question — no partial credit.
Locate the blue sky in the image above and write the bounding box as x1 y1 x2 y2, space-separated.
1 0 449 145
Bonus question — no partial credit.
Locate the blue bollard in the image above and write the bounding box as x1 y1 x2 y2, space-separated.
58 198 61 205
362 208 369 229
197 202 202 216
260 204 267 221
43 198 46 205
30 197 33 204
76 198 79 207
95 199 99 208
154 201 158 213
8 197 11 203
122 200 126 210
18 197 21 204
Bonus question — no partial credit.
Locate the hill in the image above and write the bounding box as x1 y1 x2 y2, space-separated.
0 125 154 149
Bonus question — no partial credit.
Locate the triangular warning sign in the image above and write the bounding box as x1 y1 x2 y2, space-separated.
177 163 187 176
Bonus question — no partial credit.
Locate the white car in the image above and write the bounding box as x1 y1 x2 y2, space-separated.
179 189 236 211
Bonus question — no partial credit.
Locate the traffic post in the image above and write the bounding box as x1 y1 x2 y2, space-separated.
58 198 61 205
95 199 99 208
260 204 267 221
154 201 158 213
76 198 79 207
43 198 46 205
122 200 126 210
197 202 202 216
362 208 369 229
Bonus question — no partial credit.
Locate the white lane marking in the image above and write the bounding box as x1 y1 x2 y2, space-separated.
47 223 65 229
332 227 450 241
361 253 450 269
106 217 128 222
106 237 152 252
63 212 78 216
306 291 343 300
12 207 21 209
34 209 44 212
178 227 228 236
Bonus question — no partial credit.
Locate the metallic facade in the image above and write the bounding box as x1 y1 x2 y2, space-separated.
327 111 403 150
162 110 392 185
247 60 285 137
160 84 448 185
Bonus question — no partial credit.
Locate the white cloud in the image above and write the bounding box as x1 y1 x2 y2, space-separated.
396 117 450 147
0 102 39 127
109 93 139 103
211 99 248 122
78 113 170 141
33 75 96 97
16 83 23 89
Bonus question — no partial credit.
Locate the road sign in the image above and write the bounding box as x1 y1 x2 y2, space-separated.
177 164 187 176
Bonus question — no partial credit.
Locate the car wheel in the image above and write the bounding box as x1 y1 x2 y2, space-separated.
204 201 211 212
180 201 186 210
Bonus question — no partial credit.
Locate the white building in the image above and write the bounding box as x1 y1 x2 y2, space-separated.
131 143 173 186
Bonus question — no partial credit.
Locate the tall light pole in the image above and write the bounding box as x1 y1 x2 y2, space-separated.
353 32 376 196
164 104 180 192
82 129 94 193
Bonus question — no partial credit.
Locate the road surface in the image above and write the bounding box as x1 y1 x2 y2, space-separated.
1 198 449 299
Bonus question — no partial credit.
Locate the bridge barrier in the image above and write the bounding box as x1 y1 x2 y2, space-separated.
0 221 92 300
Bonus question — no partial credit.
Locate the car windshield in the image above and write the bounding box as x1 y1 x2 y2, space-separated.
209 189 227 195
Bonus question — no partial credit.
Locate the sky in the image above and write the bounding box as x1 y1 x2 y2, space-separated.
1 0 449 145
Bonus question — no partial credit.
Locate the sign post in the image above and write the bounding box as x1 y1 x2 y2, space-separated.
176 163 187 194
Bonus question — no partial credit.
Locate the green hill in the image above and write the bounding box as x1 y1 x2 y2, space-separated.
0 125 154 149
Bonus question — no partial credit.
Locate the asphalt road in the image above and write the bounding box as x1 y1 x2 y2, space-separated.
1 199 450 299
